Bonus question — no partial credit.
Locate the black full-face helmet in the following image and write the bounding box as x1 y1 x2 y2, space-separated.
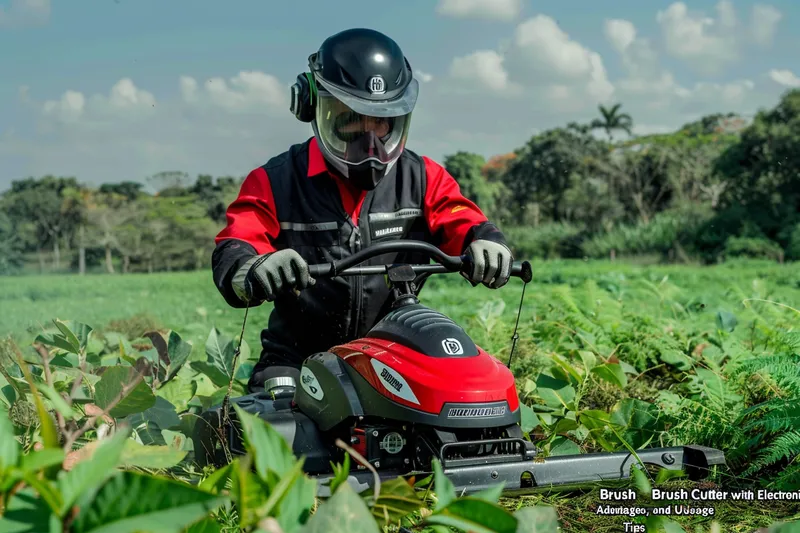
290 28 420 190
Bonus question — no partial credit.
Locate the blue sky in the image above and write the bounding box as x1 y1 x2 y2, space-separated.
1 0 799 189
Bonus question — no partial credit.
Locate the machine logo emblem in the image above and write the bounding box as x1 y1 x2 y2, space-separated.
441 338 464 355
368 75 386 95
300 367 324 401
447 406 507 418
370 359 420 405
380 368 403 392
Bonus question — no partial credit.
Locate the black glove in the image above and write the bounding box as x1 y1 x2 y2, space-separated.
235 249 315 302
463 239 513 288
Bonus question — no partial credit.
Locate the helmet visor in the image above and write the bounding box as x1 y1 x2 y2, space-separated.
315 92 411 167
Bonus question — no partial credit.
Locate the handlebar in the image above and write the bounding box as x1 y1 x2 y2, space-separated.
306 240 532 283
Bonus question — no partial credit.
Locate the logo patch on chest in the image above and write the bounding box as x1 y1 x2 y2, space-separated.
374 226 404 238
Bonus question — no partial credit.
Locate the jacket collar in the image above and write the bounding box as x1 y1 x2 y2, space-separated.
307 137 328 177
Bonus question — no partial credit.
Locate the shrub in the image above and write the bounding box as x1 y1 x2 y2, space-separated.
785 223 800 261
581 205 714 259
723 236 784 261
503 223 585 259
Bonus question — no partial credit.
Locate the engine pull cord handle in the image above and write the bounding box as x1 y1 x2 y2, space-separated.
506 262 531 369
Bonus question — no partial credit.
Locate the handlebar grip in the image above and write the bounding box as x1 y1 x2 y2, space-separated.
511 260 533 283
307 263 333 278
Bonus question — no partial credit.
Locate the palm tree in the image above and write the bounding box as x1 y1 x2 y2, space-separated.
590 103 633 142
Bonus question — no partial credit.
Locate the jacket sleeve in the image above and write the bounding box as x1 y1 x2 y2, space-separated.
212 167 280 308
422 156 509 256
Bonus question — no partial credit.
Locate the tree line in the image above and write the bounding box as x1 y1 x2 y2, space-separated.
1 89 799 275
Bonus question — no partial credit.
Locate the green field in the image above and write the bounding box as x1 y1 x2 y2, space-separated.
2 259 800 531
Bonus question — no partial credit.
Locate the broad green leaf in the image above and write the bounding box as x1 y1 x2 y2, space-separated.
361 477 424 526
199 461 234 494
20 448 65 474
300 483 380 533
120 440 186 469
660 350 693 371
230 458 271 529
432 459 456 511
233 405 296 481
655 468 687 484
19 473 61 515
127 397 181 430
550 354 582 384
513 505 560 533
426 497 518 533
15 357 59 450
166 331 193 381
578 350 597 372
610 399 663 449
275 470 316 533
534 374 575 410
768 520 800 533
69 471 227 533
645 516 687 533
254 459 313 531
591 363 627 389
0 410 20 478
55 320 93 355
579 409 618 451
235 361 255 381
203 381 246 407
182 518 222 533
37 384 76 420
552 413 579 434
57 428 130 516
0 486 61 533
519 402 539 434
1 383 16 407
94 366 156 418
156 375 197 413
190 362 229 388
632 466 652 495
205 328 236 383
162 430 190 451
34 332 76 355
549 436 581 456
716 310 738 332
471 483 505 504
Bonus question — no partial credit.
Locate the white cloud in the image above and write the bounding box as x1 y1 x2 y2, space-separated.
179 71 286 112
769 69 800 88
2 73 305 185
656 1 782 73
657 1 738 72
0 0 49 27
604 16 767 125
449 50 515 93
605 19 636 54
436 0 521 21
751 4 782 46
0 6 793 187
445 15 614 105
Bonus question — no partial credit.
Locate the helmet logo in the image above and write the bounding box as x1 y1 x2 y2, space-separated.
368 75 386 95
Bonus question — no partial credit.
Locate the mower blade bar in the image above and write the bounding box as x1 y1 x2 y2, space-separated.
316 445 725 497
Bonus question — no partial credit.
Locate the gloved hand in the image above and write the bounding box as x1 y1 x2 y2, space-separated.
238 249 315 302
463 240 513 288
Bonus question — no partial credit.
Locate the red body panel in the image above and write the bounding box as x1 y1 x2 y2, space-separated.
331 337 520 415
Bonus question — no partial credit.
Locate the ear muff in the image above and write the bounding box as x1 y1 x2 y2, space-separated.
289 72 317 123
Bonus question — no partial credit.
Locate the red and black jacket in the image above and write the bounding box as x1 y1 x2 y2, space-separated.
212 137 508 365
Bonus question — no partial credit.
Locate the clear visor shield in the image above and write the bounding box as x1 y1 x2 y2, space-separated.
315 93 411 166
